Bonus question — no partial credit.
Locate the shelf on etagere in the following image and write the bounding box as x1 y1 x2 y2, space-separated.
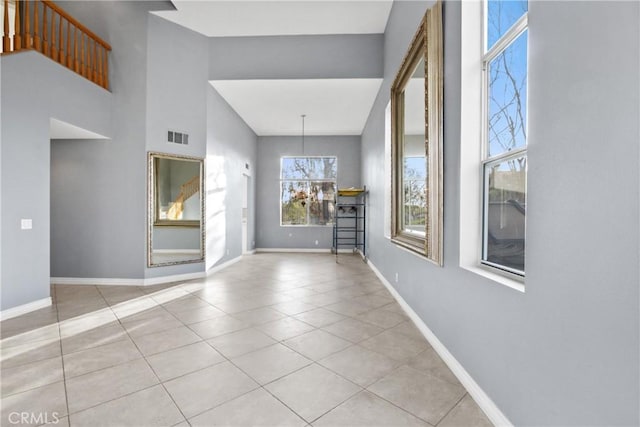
332 186 367 262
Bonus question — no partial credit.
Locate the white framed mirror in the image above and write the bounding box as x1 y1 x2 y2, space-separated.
147 152 205 267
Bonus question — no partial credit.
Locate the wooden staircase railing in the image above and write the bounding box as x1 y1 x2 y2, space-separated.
1 0 111 90
167 175 201 220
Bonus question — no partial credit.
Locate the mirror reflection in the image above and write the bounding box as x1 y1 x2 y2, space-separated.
402 57 427 236
148 152 204 267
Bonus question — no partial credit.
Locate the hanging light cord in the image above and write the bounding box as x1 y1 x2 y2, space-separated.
301 114 306 154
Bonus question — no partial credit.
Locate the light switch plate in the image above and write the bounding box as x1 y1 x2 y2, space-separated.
21 219 32 230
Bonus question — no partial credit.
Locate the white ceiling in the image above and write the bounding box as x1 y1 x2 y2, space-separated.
210 79 383 136
153 1 393 37
156 1 392 136
50 118 108 140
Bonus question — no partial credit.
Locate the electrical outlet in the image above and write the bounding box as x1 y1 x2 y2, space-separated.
315 240 319 245
395 272 399 283
21 219 33 230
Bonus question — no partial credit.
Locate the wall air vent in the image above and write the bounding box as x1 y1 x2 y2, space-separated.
167 130 189 145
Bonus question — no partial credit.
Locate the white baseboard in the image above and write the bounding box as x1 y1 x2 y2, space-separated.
51 277 144 286
0 297 52 321
152 249 201 254
50 257 247 288
207 256 242 275
51 271 207 287
144 271 206 286
243 250 257 255
255 248 331 253
367 260 512 427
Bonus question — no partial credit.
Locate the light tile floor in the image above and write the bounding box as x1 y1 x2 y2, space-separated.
1 253 493 427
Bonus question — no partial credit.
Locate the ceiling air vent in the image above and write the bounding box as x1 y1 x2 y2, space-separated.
167 130 189 145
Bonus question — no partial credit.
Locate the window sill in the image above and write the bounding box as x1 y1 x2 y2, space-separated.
389 236 441 267
461 264 525 293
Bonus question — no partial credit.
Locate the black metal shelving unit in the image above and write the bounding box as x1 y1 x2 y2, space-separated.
332 187 367 262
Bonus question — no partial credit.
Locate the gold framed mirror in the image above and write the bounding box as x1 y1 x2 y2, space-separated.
390 1 443 264
147 152 205 267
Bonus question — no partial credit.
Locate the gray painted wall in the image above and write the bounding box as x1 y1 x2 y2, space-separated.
256 136 361 249
144 13 208 278
3 51 111 310
206 86 257 269
48 2 257 285
50 1 169 282
209 34 383 80
362 1 639 425
146 14 207 158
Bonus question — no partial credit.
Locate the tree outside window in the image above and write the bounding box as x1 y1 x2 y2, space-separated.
281 157 337 226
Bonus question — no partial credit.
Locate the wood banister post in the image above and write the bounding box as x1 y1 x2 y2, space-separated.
57 13 63 62
97 44 102 86
83 35 88 77
103 47 108 89
92 40 97 82
33 0 41 51
24 0 31 48
79 32 84 76
66 20 71 66
73 25 79 72
3 0 10 52
48 7 55 58
14 0 21 50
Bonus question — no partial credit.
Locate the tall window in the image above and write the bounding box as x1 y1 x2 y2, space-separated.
481 0 528 275
280 157 337 226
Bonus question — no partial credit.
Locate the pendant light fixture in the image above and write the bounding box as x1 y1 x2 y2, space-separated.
291 114 309 206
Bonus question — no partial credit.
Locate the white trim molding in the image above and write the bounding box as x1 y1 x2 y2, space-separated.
0 297 52 321
152 249 201 254
367 259 513 427
145 272 206 286
206 256 242 275
255 248 331 254
50 256 245 288
51 277 144 286
52 272 206 287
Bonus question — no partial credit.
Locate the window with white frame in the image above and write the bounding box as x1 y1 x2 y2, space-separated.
482 0 528 275
459 0 528 289
280 157 337 226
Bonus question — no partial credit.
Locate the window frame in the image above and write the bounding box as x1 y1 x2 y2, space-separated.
459 0 528 291
390 1 444 265
480 1 529 277
279 156 337 227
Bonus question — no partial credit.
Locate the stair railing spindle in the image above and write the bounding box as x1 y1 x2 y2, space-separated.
73 25 79 72
13 0 21 50
33 0 41 51
3 0 10 52
23 0 30 48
